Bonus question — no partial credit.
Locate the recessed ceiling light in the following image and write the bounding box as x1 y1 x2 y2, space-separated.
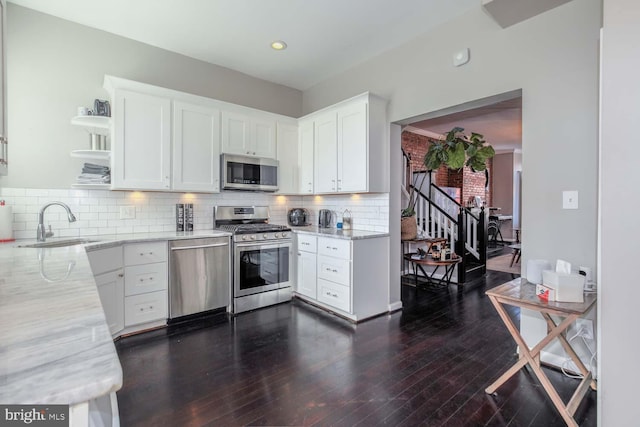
271 40 287 51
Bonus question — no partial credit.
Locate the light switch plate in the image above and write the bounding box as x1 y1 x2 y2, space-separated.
562 191 579 209
119 205 136 219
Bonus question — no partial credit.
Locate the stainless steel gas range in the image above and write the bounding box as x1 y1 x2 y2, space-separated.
214 206 292 314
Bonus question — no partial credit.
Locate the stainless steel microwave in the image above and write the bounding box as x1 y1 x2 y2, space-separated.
221 154 279 192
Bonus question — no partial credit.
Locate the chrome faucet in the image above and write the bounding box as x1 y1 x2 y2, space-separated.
37 202 77 242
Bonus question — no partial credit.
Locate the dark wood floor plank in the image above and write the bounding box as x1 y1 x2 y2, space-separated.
115 270 596 427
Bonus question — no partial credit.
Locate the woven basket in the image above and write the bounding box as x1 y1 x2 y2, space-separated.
401 215 417 240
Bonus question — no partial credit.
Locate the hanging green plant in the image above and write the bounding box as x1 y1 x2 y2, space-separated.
424 127 495 172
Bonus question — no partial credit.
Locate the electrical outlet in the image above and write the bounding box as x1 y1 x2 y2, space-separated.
574 318 594 340
119 205 136 220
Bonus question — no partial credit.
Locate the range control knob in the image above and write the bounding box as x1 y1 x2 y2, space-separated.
274 233 280 238
281 232 288 238
263 234 268 239
250 235 256 240
242 235 248 241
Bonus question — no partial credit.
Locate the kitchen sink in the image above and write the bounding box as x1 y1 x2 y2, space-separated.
18 238 100 248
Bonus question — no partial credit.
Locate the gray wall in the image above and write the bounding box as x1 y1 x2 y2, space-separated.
2 4 302 189
600 0 640 424
492 152 514 239
304 0 600 278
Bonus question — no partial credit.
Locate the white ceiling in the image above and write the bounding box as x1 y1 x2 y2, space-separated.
8 0 479 90
409 97 522 151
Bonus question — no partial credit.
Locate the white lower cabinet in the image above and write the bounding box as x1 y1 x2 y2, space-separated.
87 246 124 337
87 241 168 338
94 270 125 336
124 290 168 327
297 250 317 299
317 254 350 286
294 234 390 322
123 241 168 328
296 234 317 299
317 278 350 313
124 262 168 296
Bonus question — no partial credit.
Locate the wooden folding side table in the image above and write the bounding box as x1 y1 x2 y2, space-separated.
485 278 596 427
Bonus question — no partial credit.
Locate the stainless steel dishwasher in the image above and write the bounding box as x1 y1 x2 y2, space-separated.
169 236 231 319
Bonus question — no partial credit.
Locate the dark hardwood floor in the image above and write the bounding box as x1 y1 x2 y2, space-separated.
115 271 596 426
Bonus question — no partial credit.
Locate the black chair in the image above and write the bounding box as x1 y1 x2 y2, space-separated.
488 216 504 246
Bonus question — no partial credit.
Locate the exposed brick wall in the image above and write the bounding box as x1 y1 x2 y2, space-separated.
462 159 492 207
401 130 493 206
401 131 431 173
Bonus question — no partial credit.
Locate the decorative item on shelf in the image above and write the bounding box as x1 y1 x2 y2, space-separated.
89 133 107 151
411 247 427 260
94 99 111 117
76 162 110 186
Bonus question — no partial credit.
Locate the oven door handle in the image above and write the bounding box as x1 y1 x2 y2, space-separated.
171 242 229 251
235 240 292 249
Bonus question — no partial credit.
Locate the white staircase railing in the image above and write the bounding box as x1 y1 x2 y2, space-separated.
411 180 487 283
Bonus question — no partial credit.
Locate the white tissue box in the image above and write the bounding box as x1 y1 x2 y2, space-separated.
542 270 585 303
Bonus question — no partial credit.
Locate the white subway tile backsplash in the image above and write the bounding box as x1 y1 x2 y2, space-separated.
0 188 389 238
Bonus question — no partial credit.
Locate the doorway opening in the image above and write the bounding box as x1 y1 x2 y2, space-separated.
393 89 523 285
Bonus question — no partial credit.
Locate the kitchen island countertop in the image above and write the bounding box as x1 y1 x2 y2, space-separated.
0 230 231 405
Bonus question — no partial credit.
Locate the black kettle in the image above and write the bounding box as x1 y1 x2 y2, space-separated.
318 209 334 228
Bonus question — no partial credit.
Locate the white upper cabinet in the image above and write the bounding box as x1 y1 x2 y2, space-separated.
173 101 221 192
112 89 171 190
314 111 339 193
276 122 299 194
337 102 368 192
309 93 387 195
298 119 314 195
221 111 276 159
0 0 7 176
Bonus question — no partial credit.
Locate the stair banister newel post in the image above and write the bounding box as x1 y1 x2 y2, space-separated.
479 206 487 274
457 206 466 283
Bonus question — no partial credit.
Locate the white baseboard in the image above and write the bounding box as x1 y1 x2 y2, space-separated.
388 301 403 312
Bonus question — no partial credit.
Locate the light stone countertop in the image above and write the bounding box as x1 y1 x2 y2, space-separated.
0 230 231 405
290 226 389 240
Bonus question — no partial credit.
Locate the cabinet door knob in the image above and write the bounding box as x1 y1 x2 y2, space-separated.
117 273 124 278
